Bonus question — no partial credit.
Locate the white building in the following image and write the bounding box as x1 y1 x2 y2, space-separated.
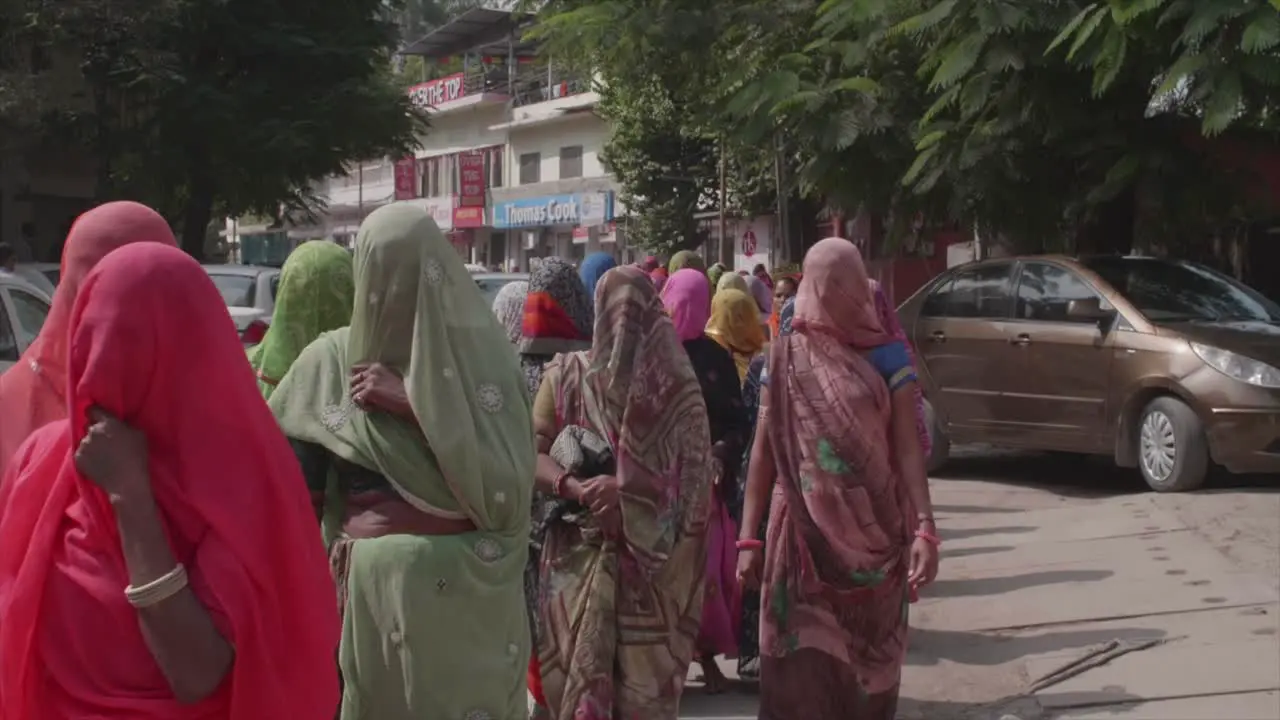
285 7 632 272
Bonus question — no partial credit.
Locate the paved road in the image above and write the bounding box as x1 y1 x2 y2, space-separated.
677 448 1280 719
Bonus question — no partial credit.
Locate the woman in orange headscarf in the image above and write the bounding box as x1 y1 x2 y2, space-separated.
0 201 177 478
0 243 340 719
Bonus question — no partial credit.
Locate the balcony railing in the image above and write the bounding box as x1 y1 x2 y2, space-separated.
510 68 590 107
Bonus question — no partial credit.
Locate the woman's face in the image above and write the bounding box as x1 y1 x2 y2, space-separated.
775 278 797 302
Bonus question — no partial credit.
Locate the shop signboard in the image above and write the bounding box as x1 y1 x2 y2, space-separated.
492 192 614 230
407 73 466 109
452 205 485 229
457 152 486 207
393 156 417 201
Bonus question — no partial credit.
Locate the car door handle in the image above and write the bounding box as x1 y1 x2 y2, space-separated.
1010 333 1031 346
929 331 946 343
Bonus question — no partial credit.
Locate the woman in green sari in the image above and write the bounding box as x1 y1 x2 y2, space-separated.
247 240 354 400
268 204 536 719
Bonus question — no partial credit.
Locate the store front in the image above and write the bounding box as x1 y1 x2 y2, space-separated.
490 191 615 271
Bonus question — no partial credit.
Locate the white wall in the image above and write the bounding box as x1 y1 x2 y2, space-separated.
506 115 610 186
417 103 509 158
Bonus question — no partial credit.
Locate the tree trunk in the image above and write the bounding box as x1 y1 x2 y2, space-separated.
181 171 215 262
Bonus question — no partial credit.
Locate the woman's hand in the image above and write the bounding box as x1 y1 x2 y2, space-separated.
75 408 151 500
351 363 409 414
736 547 763 590
907 535 940 587
578 474 620 516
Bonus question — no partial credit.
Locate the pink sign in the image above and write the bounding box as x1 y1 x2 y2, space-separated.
457 152 486 208
407 73 466 109
393 156 417 200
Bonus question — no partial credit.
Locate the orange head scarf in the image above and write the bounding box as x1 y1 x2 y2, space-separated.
0 201 177 478
0 244 339 718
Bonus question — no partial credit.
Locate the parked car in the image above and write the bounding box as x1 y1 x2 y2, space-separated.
203 265 280 345
898 255 1280 492
0 272 53 373
13 262 59 296
474 272 528 308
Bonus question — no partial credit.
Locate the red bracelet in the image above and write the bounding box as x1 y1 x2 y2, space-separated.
552 472 571 498
914 529 942 546
736 538 764 552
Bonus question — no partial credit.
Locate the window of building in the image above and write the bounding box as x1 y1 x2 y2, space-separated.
519 152 541 185
419 155 459 198
486 146 504 188
1015 263 1104 323
559 145 583 179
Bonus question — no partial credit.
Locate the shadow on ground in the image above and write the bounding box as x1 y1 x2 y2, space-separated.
907 626 1168 666
936 446 1278 497
677 682 1032 720
928 569 1114 598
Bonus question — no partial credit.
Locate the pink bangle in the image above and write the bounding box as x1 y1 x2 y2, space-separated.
736 538 764 552
914 529 942 547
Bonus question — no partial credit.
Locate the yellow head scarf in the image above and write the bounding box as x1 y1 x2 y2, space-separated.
705 288 766 383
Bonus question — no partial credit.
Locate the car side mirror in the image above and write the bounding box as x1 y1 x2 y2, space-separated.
1066 297 1111 322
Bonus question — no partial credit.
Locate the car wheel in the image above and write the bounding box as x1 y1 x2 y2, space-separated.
1137 397 1209 492
923 398 950 474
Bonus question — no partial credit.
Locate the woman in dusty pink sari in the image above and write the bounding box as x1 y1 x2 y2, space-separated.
661 268 747 694
736 238 940 718
0 201 177 479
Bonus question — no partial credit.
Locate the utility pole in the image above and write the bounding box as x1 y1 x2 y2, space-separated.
357 163 364 223
774 137 791 264
718 136 729 267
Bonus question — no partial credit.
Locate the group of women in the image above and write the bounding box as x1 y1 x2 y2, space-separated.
0 198 939 720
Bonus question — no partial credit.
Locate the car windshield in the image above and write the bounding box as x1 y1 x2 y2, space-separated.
1080 257 1280 323
207 274 256 307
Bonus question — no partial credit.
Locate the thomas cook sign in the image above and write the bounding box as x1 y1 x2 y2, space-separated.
492 192 614 230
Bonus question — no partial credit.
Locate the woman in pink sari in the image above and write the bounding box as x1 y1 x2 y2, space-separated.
661 268 747 694
736 238 940 718
0 201 177 478
0 244 339 718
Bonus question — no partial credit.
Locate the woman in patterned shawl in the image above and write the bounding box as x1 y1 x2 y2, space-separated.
737 239 939 719
247 240 354 400
715 271 749 295
268 204 536 719
871 280 931 455
668 249 706 275
533 266 711 720
518 257 593 398
707 262 727 289
491 280 530 345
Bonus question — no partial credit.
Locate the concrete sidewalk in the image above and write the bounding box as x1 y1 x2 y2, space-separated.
678 475 1280 719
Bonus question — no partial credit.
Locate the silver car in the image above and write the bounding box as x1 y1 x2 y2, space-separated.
0 272 54 372
203 265 281 345
12 263 59 296
474 272 529 308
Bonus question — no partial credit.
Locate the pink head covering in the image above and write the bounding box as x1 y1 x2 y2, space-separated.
793 237 892 349
0 244 340 718
660 268 711 341
0 201 178 479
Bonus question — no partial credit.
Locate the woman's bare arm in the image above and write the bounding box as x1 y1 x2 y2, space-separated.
890 381 934 521
112 486 234 704
738 403 774 542
532 402 583 502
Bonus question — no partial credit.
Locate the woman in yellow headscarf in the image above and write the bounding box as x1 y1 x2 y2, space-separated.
705 288 766 384
715 271 749 296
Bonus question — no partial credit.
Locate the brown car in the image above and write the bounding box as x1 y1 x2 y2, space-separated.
898 255 1280 492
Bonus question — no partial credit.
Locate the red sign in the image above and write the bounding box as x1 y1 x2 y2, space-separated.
741 229 758 257
571 225 590 244
452 205 485 229
393 156 417 200
407 73 466 109
457 152 485 207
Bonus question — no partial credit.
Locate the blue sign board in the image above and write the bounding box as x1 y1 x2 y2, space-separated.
491 191 614 230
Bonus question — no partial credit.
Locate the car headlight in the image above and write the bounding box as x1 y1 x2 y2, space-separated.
1190 343 1280 389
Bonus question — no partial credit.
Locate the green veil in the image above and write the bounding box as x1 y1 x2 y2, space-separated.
247 240 354 400
268 204 535 538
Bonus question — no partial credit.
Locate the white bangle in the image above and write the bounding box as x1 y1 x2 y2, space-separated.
124 564 189 608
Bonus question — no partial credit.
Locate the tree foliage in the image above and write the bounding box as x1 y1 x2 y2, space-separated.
525 0 778 255
530 0 1279 260
1 0 425 258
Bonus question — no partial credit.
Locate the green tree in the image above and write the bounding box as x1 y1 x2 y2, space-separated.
3 0 425 258
527 0 780 255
